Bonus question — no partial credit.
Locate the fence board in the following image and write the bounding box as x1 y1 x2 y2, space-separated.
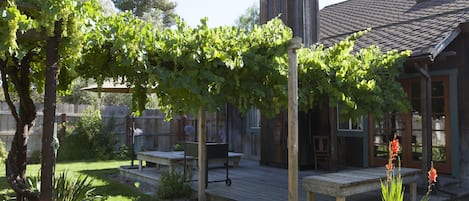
0 102 225 158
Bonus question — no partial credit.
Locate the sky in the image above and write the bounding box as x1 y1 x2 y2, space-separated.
174 0 346 27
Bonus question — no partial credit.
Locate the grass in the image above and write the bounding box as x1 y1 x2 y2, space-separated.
0 160 159 201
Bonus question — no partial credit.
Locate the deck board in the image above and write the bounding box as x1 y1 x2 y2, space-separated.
120 159 443 201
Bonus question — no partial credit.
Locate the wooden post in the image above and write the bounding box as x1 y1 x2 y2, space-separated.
287 0 303 37
61 113 66 144
126 114 132 147
198 106 207 201
303 0 320 46
288 37 302 201
329 105 338 171
416 63 432 180
40 20 61 201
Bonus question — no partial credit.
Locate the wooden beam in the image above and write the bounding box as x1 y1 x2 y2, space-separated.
197 106 207 201
288 37 301 201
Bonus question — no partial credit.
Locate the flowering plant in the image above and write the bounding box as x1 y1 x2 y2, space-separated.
381 134 404 201
380 134 438 201
421 161 438 201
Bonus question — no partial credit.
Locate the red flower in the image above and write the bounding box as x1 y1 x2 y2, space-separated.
428 166 438 184
385 163 393 171
390 136 400 159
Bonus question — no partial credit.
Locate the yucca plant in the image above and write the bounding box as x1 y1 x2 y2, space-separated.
27 171 103 201
26 171 41 194
54 171 96 201
380 173 404 201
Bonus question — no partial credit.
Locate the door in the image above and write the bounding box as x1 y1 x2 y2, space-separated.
369 76 451 173
260 111 288 168
243 108 261 160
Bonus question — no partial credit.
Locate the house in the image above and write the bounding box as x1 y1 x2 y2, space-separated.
251 0 469 179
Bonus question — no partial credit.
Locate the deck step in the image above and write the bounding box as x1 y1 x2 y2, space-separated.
206 191 236 201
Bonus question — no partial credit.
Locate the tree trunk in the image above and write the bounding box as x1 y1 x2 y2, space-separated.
1 53 39 200
6 124 37 201
40 20 61 201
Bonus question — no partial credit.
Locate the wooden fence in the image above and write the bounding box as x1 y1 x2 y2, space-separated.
0 102 226 157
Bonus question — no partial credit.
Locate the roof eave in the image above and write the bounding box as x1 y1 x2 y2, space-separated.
406 53 433 63
429 24 462 61
407 22 469 63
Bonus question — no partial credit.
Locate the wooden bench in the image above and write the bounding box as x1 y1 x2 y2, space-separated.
302 167 421 201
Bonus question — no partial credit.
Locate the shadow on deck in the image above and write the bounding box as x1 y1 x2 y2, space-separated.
120 159 456 201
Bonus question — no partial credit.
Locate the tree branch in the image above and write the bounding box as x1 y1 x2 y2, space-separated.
18 29 47 41
1 49 39 200
17 52 37 125
0 60 19 122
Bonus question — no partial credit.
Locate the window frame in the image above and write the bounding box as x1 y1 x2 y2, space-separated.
336 106 364 132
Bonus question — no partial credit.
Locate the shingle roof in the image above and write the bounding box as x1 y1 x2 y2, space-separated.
319 0 469 57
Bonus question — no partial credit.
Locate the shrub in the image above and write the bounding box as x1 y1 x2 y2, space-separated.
29 150 41 164
58 128 92 161
58 107 118 161
116 144 130 160
157 170 192 199
92 115 118 160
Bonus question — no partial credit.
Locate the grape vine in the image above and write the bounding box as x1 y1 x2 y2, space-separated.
0 0 410 199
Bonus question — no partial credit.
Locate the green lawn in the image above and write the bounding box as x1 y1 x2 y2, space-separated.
0 160 158 201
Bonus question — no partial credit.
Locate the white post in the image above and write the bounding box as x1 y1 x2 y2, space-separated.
288 37 302 201
198 106 207 201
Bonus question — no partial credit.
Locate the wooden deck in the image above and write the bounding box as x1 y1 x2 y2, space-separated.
200 160 382 201
120 159 446 201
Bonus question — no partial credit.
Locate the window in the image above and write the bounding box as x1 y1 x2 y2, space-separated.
247 108 261 129
370 76 451 173
337 106 363 131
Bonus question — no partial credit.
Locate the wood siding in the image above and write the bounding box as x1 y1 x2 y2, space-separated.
225 104 260 160
453 33 469 178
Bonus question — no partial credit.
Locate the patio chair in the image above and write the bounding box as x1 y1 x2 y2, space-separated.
313 136 330 169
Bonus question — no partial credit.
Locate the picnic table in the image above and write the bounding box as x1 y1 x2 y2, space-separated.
136 151 194 173
303 167 421 201
136 151 243 172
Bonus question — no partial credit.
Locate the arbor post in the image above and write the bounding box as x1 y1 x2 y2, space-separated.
40 20 61 201
288 37 302 201
198 106 207 201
